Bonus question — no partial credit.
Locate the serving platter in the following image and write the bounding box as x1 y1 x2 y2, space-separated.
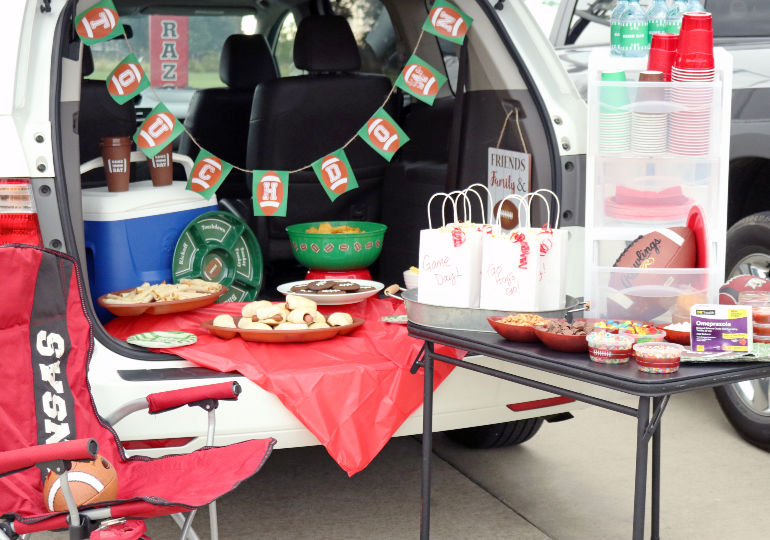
277 279 384 305
201 316 364 343
98 286 228 317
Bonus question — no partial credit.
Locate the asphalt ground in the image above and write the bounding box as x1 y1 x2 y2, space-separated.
36 388 770 539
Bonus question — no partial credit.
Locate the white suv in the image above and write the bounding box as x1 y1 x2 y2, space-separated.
1 0 589 463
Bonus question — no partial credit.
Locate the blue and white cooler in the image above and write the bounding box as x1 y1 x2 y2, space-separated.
83 180 218 321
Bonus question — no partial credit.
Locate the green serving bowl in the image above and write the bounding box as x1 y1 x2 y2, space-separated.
285 221 387 270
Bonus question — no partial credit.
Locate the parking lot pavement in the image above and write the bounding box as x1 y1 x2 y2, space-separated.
434 388 770 540
32 388 770 539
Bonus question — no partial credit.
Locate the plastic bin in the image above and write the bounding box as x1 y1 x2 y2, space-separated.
83 180 218 321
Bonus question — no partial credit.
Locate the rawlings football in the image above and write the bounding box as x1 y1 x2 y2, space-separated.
429 6 468 39
43 455 118 512
613 227 696 272
719 275 770 305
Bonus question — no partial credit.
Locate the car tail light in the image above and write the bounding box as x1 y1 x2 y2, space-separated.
0 179 42 246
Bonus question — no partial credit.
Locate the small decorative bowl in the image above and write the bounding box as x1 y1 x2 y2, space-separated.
634 342 684 373
487 316 539 343
533 325 589 353
659 326 691 346
586 332 635 364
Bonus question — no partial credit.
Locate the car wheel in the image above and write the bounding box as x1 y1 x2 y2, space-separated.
714 212 770 451
445 418 543 449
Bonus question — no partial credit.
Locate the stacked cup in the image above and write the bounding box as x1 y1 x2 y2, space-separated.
599 70 631 153
669 12 715 157
631 71 667 154
647 33 678 82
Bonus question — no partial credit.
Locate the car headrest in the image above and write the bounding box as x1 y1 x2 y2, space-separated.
82 45 94 77
220 34 278 90
293 15 361 72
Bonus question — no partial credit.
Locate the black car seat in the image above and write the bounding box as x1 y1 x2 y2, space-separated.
246 15 396 265
79 46 137 188
179 34 278 200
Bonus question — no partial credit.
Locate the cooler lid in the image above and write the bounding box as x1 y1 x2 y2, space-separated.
82 180 218 221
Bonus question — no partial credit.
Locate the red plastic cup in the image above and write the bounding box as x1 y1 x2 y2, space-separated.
648 33 679 81
680 12 713 34
674 26 714 70
674 51 715 70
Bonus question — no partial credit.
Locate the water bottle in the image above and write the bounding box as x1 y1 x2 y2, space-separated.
620 0 649 57
610 0 629 56
665 0 689 34
647 0 669 44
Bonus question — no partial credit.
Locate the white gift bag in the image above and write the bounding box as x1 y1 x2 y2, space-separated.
529 189 568 311
417 192 483 308
479 195 540 311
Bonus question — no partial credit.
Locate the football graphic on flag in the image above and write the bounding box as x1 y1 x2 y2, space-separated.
367 117 400 153
77 6 119 41
429 6 468 40
256 171 285 216
136 112 175 149
108 62 143 97
190 157 223 193
319 155 350 195
403 64 440 97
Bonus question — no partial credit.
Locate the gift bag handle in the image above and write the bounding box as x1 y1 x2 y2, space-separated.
531 188 561 229
447 190 473 224
525 191 552 230
427 192 458 229
464 183 492 225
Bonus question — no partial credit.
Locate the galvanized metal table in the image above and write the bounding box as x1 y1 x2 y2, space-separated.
408 322 770 540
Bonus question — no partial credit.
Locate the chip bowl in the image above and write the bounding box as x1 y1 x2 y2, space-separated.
286 221 387 271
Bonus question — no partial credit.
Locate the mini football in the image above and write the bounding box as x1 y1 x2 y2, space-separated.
719 275 770 305
43 455 118 512
492 199 519 230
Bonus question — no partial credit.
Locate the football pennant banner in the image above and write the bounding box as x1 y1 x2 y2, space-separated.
187 149 233 200
106 54 149 105
423 0 473 45
358 108 410 162
133 103 184 159
253 170 289 217
395 55 448 106
311 149 359 202
75 0 124 45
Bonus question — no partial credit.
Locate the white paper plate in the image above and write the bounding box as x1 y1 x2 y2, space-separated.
127 331 198 348
277 279 385 305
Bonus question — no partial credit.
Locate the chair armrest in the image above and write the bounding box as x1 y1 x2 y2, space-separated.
146 381 241 415
0 439 97 477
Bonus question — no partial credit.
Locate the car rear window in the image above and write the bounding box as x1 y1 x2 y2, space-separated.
705 0 770 38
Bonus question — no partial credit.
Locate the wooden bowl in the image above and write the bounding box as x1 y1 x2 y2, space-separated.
533 325 588 353
487 316 539 343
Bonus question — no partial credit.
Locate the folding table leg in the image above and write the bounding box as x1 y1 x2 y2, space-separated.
633 396 651 540
651 396 663 540
420 342 435 540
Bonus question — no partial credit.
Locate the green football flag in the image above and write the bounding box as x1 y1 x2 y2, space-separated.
133 103 184 159
311 148 359 202
187 149 233 201
395 55 448 106
75 0 124 45
253 170 289 217
357 108 410 162
422 0 473 45
106 53 149 105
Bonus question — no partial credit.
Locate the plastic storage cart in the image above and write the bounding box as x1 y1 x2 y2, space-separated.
584 48 732 323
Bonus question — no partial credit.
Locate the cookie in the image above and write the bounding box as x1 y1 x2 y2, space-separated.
307 280 336 291
333 281 361 292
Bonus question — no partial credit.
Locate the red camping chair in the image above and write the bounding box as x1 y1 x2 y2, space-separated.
0 245 276 539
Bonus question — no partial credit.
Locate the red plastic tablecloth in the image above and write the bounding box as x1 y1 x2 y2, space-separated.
105 298 460 475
